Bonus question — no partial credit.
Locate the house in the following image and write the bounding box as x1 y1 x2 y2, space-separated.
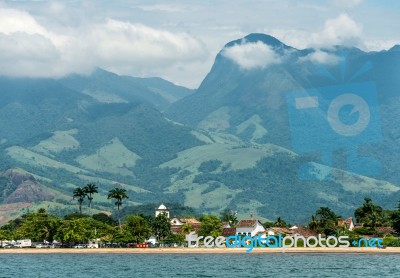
376 227 395 237
155 203 170 218
170 217 201 234
222 227 236 237
337 217 355 231
266 227 293 236
236 220 266 237
290 226 318 237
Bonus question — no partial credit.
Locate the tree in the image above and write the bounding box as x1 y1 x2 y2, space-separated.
263 221 274 229
181 223 193 234
274 217 288 228
220 209 238 228
354 197 385 227
107 188 129 228
308 214 318 231
391 200 400 234
92 213 116 226
73 187 87 214
315 207 340 235
124 215 151 243
199 215 222 237
84 183 98 209
15 210 60 242
151 213 171 242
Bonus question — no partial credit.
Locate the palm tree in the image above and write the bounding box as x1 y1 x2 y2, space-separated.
107 188 128 228
220 209 238 228
181 223 193 234
308 214 319 231
84 183 98 209
73 187 86 214
274 217 287 227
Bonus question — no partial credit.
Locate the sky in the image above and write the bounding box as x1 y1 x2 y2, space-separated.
0 0 399 88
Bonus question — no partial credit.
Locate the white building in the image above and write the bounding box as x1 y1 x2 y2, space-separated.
236 220 266 237
155 203 170 218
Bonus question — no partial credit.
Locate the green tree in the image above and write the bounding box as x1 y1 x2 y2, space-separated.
92 213 116 226
354 197 385 227
199 215 222 237
391 200 400 234
263 221 274 229
315 207 340 235
107 188 129 228
308 214 318 231
151 213 171 242
274 217 288 228
73 187 87 214
124 215 151 243
84 183 98 209
55 219 89 244
15 209 60 242
220 209 238 228
181 223 193 234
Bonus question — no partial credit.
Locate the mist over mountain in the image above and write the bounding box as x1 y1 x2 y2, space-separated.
1 34 400 225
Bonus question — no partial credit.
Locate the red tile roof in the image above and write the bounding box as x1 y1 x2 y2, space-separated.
237 220 257 228
222 228 236 237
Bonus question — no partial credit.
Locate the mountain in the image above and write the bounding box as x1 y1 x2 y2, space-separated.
1 34 400 225
167 33 400 184
0 72 202 224
60 68 194 110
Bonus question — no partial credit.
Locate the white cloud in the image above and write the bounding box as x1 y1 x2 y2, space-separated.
270 14 364 50
300 50 339 65
312 14 363 47
0 1 398 87
221 41 281 70
0 7 207 83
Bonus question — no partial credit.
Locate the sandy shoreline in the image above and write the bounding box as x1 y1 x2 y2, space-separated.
1 247 400 254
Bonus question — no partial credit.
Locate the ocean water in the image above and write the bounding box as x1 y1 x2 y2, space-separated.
0 253 399 277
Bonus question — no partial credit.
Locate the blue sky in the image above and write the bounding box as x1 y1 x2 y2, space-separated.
0 0 398 87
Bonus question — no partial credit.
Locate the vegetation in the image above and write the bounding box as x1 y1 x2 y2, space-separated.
220 209 238 228
198 215 222 237
1 197 400 247
72 187 86 214
354 197 386 228
107 188 129 228
84 183 98 209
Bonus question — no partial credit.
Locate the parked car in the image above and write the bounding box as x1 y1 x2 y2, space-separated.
3 244 16 249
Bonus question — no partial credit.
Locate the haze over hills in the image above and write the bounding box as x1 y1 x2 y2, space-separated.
1 33 400 225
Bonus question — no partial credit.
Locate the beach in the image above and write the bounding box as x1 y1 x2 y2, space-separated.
1 247 400 254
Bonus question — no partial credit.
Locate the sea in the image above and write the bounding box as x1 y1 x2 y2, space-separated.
0 253 399 277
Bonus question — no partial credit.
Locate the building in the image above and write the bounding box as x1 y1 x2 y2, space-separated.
236 220 266 237
155 203 170 218
170 217 201 234
337 217 355 231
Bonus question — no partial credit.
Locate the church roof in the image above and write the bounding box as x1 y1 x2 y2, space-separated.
157 203 168 210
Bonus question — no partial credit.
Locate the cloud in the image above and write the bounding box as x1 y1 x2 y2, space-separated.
0 7 207 83
300 50 339 65
270 14 364 50
221 41 281 70
312 13 363 47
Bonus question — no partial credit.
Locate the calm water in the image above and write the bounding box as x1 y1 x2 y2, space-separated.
0 253 399 277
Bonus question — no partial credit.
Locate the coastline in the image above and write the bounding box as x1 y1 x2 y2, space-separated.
1 247 400 254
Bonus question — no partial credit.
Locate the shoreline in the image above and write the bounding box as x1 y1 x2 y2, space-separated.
1 247 400 254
